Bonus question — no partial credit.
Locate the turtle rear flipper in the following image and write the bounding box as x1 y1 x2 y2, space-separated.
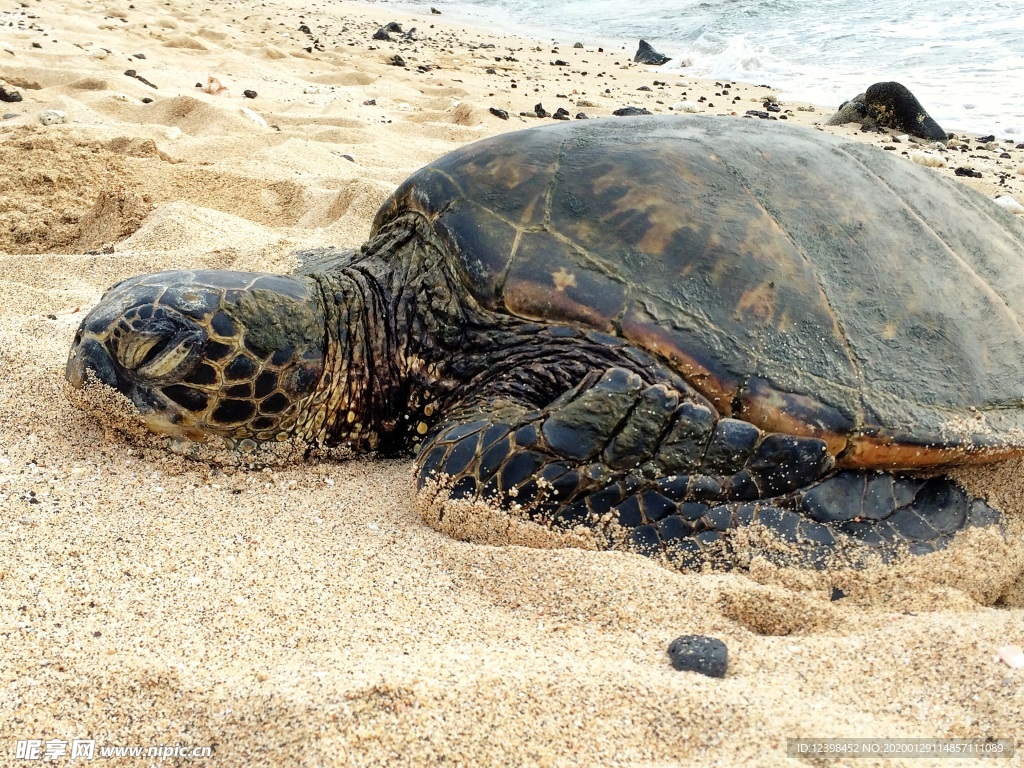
415 367 1002 570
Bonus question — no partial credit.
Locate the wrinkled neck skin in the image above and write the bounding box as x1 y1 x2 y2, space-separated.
301 214 690 456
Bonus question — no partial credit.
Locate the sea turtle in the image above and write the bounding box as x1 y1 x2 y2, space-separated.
66 115 1024 569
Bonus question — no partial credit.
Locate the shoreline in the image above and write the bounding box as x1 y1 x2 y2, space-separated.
2 0 1024 765
359 0 1024 138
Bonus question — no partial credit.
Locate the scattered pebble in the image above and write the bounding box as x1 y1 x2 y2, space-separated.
0 84 22 102
204 75 227 95
488 107 509 120
89 48 108 60
243 89 257 99
38 109 66 126
955 167 983 178
2 112 18 120
667 635 728 678
993 195 1024 214
909 151 946 168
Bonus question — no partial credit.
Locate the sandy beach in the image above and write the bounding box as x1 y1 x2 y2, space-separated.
2 0 1024 764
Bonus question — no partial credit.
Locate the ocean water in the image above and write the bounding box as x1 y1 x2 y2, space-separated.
369 0 1024 136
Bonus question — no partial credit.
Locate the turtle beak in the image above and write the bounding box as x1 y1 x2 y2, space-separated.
66 337 122 391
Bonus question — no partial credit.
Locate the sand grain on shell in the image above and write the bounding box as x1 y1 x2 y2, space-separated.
2 0 1024 764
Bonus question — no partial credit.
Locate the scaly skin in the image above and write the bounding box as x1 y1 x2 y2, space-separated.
67 227 1001 569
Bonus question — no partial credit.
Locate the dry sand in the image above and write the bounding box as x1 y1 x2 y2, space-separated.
2 0 1024 765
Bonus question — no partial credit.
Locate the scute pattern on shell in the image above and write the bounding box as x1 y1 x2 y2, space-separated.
372 116 1024 466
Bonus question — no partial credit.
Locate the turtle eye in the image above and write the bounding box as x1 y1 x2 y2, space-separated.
134 331 203 380
113 310 206 381
119 333 171 371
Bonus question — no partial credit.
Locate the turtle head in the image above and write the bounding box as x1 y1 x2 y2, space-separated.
66 270 327 446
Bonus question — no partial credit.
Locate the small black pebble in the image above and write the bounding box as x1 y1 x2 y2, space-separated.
195 82 203 88
373 27 392 41
955 167 983 178
124 69 137 77
667 635 728 678
976 134 995 143
553 59 568 66
0 86 22 103
243 89 257 99
299 24 311 35
2 113 18 120
133 53 146 59
574 42 583 49
32 42 42 49
575 112 589 119
552 107 570 120
534 103 549 118
385 21 403 33
489 107 509 120
390 55 405 67
141 97 153 104
830 586 846 601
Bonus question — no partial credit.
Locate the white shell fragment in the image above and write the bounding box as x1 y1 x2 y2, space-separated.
909 150 946 168
996 645 1024 669
89 48 108 60
38 109 67 125
240 106 268 129
672 101 701 113
165 126 182 140
993 195 1024 214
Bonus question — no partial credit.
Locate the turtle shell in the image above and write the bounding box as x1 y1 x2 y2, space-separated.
371 116 1024 468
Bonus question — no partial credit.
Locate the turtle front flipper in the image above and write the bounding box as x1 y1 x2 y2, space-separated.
415 367 1001 570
